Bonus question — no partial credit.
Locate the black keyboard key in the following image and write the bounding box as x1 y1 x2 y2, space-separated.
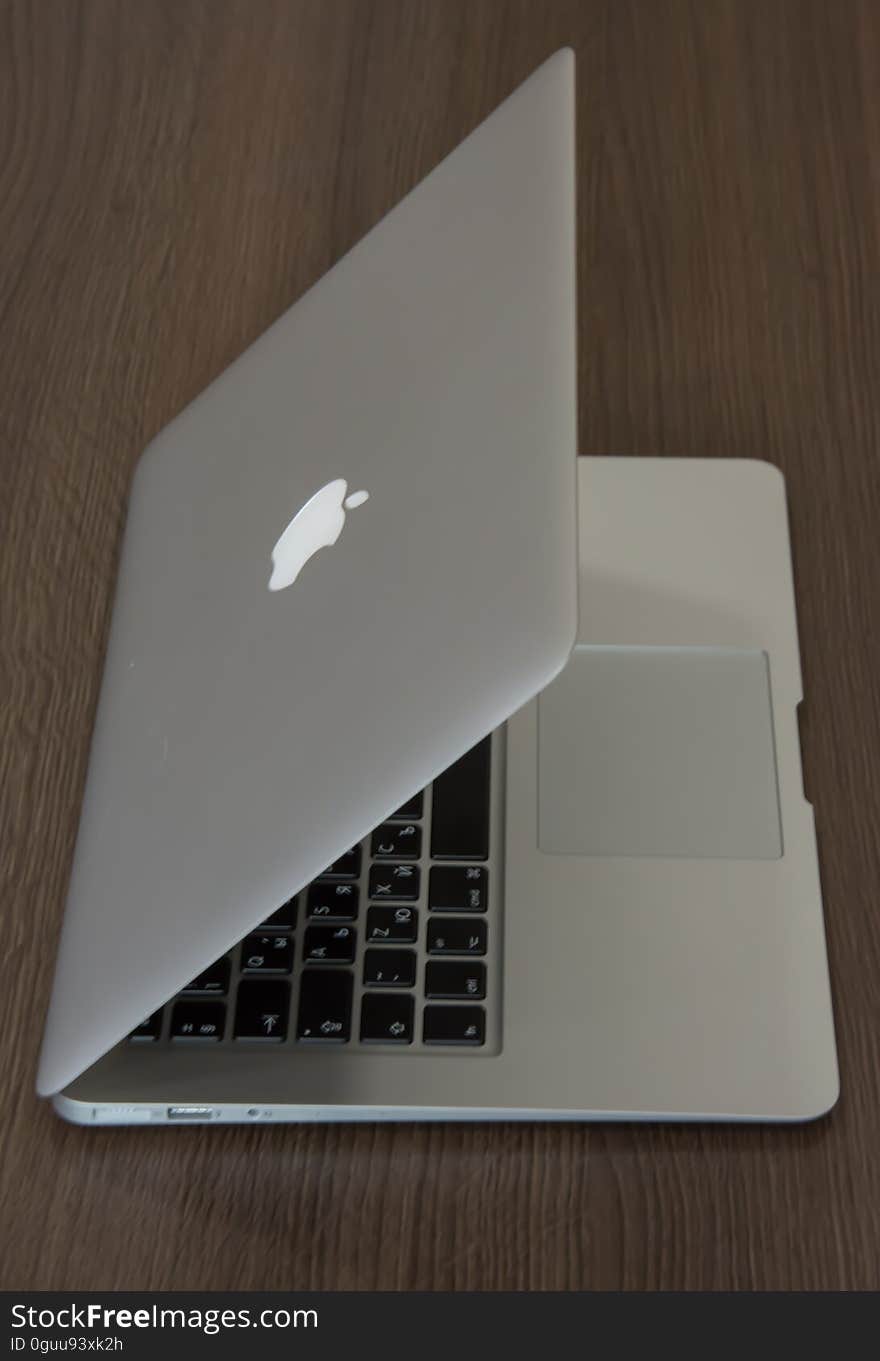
366 905 418 943
234 979 290 1041
368 863 420 901
430 738 491 860
181 957 231 994
261 896 298 929
390 792 424 820
170 1001 225 1042
241 933 294 974
363 948 416 987
423 1005 485 1046
303 923 356 963
428 865 488 912
307 881 359 920
371 822 422 859
360 993 415 1044
322 846 362 879
427 918 487 956
296 969 353 1042
425 961 486 1000
129 1010 162 1042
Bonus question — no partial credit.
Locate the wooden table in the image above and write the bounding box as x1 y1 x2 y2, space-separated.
2 0 878 1291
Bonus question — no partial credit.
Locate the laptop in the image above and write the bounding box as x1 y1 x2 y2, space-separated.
37 50 838 1124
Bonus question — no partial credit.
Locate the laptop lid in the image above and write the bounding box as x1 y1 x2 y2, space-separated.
37 49 577 1096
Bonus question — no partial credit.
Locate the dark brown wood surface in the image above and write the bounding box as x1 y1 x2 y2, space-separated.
2 0 879 1291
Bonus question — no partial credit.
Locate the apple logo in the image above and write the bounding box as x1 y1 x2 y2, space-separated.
268 478 370 592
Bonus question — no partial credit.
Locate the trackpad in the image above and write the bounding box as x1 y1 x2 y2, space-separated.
537 647 782 859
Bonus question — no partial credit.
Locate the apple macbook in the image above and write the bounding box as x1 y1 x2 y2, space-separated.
37 50 838 1124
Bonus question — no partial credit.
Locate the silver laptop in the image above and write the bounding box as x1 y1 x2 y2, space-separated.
37 50 838 1124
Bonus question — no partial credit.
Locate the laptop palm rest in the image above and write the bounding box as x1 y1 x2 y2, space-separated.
537 645 782 859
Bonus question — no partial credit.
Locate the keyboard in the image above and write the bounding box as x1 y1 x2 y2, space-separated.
128 735 502 1055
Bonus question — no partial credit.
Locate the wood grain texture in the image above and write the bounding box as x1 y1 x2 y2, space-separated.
2 0 879 1291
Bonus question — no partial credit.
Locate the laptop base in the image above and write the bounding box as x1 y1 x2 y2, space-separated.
55 457 838 1125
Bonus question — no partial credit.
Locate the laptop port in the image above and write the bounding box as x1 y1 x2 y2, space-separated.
166 1106 216 1121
